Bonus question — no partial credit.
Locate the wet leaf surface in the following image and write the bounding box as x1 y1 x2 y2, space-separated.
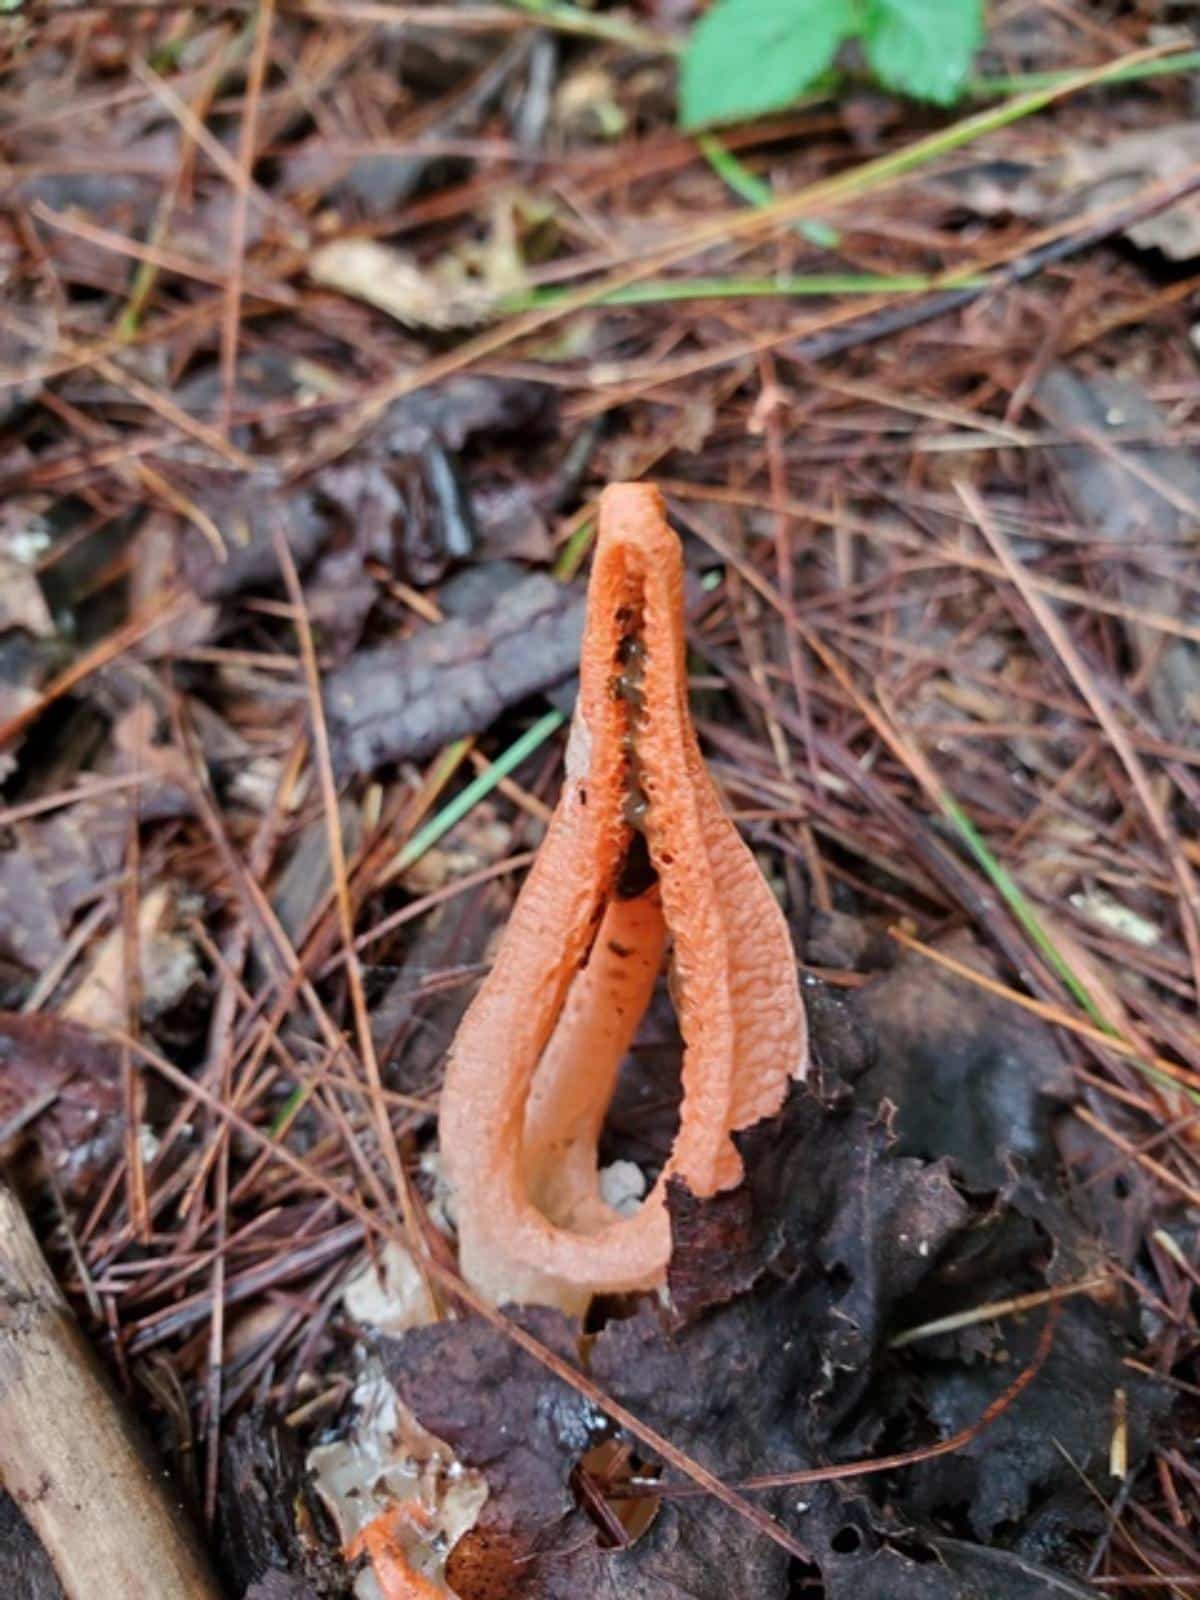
905 1296 1168 1546
852 931 1075 1191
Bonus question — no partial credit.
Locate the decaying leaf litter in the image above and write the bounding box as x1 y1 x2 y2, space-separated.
1 3 1199 1597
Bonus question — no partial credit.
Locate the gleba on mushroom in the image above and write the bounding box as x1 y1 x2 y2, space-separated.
438 483 808 1313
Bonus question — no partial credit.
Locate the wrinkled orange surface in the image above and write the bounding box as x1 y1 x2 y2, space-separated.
438 483 807 1311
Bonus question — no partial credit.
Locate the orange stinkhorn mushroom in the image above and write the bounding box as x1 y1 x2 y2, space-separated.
438 482 807 1312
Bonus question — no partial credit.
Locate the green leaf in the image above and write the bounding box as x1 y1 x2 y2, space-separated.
679 0 857 130
862 0 984 105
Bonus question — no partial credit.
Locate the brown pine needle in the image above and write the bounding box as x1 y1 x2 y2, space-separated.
889 1275 1110 1349
889 929 1200 1093
270 519 441 1316
220 0 275 435
958 481 1200 1003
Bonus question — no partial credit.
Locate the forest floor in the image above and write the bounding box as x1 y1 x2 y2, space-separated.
1 4 1199 1598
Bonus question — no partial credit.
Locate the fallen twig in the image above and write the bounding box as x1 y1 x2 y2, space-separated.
0 1180 222 1599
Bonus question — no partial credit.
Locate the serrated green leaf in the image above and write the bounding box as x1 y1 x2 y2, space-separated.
679 0 857 130
863 0 984 105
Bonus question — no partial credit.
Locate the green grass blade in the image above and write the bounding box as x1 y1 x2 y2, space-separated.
699 134 841 247
938 791 1108 1026
939 792 1200 1107
553 515 596 581
969 49 1200 100
392 708 567 875
501 271 986 312
506 0 677 52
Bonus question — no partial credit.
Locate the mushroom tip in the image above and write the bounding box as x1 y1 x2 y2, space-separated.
599 479 662 506
597 480 674 555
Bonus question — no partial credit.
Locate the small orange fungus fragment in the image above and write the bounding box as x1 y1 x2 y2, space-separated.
438 483 807 1311
346 1504 444 1600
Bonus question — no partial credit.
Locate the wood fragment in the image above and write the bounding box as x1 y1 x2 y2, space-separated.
324 573 585 773
0 1180 222 1600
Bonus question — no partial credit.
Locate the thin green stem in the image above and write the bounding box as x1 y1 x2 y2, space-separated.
759 50 1181 224
269 1082 308 1138
500 271 986 312
968 49 1200 100
699 135 841 247
553 516 596 581
938 792 1107 1027
117 23 252 339
698 133 774 208
392 709 567 875
505 0 678 53
940 793 1200 1107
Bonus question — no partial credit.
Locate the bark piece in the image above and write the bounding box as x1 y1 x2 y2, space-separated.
325 573 584 774
218 1414 345 1600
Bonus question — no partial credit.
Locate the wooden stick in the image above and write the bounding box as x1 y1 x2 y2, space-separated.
0 1180 222 1599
